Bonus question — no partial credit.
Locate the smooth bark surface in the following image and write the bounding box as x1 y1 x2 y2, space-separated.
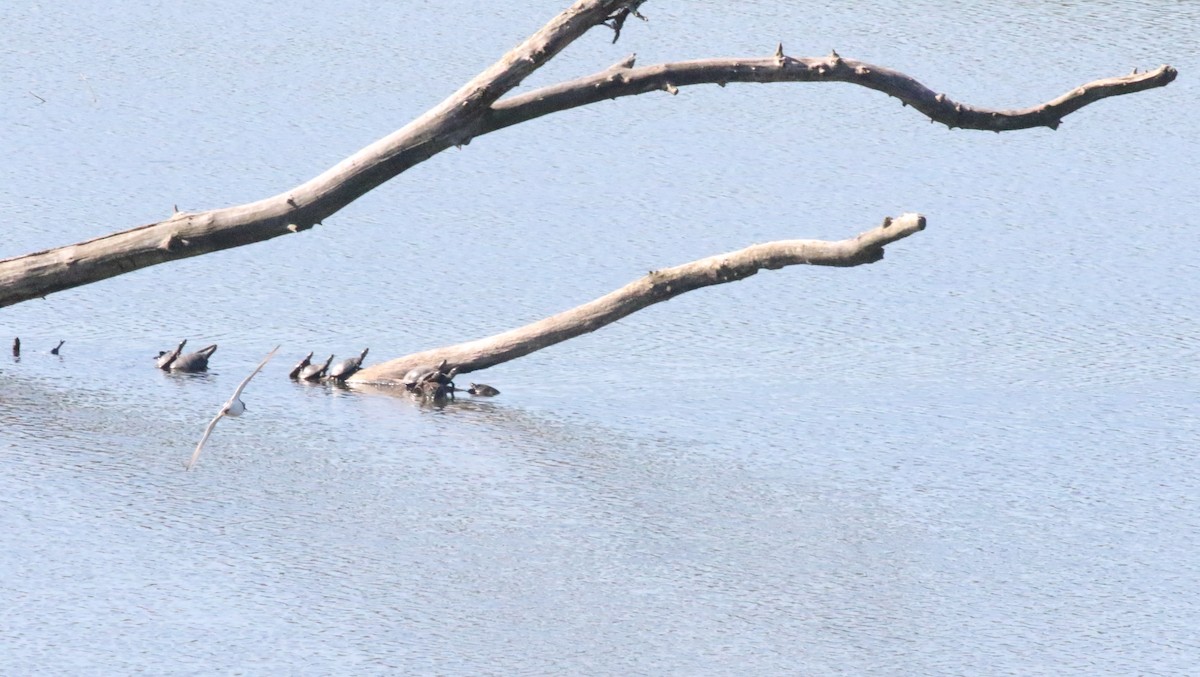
351 213 926 384
0 1 1175 308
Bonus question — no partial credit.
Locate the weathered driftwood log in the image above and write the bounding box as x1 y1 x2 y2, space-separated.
0 0 1174 309
351 213 925 385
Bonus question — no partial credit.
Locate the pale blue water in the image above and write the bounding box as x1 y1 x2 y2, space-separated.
1 1 1198 674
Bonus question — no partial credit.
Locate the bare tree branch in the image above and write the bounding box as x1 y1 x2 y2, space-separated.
351 213 926 385
485 52 1177 133
0 0 634 309
0 0 1175 309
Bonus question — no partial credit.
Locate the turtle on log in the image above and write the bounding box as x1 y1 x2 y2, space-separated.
327 348 368 383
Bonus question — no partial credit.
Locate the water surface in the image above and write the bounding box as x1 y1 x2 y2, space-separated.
1 1 1198 674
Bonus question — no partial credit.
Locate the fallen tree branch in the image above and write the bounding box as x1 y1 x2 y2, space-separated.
486 52 1177 133
0 1 1174 309
351 213 926 385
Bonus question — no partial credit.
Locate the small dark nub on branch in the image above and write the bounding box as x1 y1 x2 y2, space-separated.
610 53 637 70
160 234 188 252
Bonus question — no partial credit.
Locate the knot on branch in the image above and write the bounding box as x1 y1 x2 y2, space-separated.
159 233 189 252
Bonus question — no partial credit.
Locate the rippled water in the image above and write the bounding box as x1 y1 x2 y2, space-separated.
2 1 1198 674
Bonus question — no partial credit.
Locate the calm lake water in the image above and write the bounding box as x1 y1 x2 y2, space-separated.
2 1 1198 674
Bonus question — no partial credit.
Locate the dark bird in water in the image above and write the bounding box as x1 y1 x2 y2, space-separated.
156 339 217 372
51 340 65 355
467 383 500 397
173 345 217 372
156 339 187 369
326 348 368 382
298 354 334 381
12 338 19 357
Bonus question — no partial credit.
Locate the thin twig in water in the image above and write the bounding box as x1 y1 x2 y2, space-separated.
79 73 98 104
185 345 279 471
29 91 46 104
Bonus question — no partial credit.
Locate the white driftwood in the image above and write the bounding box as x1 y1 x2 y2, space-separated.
352 213 925 384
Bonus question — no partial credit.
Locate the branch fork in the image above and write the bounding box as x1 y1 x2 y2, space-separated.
0 0 1175 315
